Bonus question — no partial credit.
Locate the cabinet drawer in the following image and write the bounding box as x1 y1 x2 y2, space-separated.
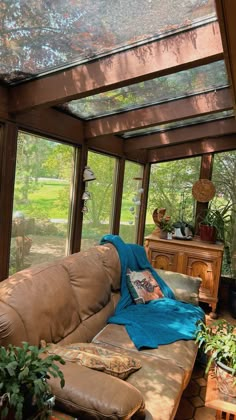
150 250 178 272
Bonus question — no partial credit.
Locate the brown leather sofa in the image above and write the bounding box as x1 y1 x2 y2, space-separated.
0 243 202 420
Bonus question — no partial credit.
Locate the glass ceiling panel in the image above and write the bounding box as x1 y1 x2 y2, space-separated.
58 61 228 119
0 0 216 84
121 110 235 139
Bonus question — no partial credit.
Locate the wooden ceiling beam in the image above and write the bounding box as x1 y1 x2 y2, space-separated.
13 108 84 144
87 135 124 156
85 88 232 138
125 149 147 164
147 135 236 163
124 117 236 152
9 22 223 114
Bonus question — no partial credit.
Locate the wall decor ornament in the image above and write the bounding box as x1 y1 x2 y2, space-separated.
83 166 96 182
192 179 216 202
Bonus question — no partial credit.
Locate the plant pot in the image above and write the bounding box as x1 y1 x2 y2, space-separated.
199 224 217 243
215 361 236 397
228 284 236 319
159 230 167 239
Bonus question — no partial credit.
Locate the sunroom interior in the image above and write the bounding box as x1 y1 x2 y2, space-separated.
0 0 236 297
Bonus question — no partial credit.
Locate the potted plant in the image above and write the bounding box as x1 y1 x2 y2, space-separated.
195 319 236 397
172 220 194 240
198 202 232 243
158 216 173 239
0 342 65 420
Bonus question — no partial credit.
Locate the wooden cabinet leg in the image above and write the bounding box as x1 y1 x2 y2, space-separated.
209 303 218 319
216 410 222 419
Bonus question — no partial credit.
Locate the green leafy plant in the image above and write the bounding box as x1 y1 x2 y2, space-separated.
159 217 173 233
199 202 233 243
0 342 65 420
195 319 236 383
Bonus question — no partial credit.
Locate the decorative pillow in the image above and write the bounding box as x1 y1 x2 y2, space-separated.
156 269 202 305
41 341 141 380
126 269 164 304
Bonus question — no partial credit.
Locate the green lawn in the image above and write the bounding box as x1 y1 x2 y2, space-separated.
14 181 69 219
14 180 154 226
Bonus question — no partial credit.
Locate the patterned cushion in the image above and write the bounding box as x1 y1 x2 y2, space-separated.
41 341 141 380
126 269 163 304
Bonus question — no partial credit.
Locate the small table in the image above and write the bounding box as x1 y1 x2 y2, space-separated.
206 370 236 419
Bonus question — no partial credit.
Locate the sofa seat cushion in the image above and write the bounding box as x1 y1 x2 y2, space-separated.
49 363 145 419
90 341 186 420
43 341 141 379
93 324 198 386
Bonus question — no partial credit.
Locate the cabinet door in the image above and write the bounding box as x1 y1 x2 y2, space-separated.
185 256 217 299
150 249 178 272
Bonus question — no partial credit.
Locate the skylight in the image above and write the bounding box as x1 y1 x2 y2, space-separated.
0 0 216 84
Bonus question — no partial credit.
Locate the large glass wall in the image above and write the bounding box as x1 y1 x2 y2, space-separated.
145 157 201 236
119 161 144 243
211 150 236 277
81 151 117 250
10 131 75 274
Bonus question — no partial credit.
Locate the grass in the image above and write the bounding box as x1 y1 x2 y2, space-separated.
14 180 154 227
14 181 69 219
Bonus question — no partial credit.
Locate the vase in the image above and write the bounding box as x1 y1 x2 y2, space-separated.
159 230 167 239
215 361 236 397
199 224 217 243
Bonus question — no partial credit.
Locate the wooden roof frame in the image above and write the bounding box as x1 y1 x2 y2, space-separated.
0 19 235 163
8 21 223 113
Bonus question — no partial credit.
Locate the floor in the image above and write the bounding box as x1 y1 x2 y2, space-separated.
175 304 236 420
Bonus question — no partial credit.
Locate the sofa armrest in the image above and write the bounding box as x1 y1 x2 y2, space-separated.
49 362 145 419
155 269 202 305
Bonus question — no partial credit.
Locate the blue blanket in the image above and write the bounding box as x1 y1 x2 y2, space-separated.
100 234 204 349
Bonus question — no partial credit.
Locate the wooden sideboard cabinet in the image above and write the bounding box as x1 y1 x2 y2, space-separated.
145 234 224 317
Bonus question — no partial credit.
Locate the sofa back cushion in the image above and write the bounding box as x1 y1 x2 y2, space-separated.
0 262 80 346
0 244 121 347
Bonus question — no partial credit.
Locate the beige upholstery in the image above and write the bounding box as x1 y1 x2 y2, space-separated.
156 268 202 306
0 242 201 419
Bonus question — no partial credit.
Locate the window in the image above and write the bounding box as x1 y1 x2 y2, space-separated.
120 161 144 243
81 151 117 250
145 157 201 236
10 132 75 274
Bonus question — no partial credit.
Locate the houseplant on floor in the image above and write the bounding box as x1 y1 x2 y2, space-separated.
0 342 65 420
195 319 236 397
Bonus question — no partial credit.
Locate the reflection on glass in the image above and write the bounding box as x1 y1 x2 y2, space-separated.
10 131 75 275
60 61 227 120
145 157 201 237
81 151 117 251
1 0 216 83
120 162 144 243
211 150 236 276
122 110 234 138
